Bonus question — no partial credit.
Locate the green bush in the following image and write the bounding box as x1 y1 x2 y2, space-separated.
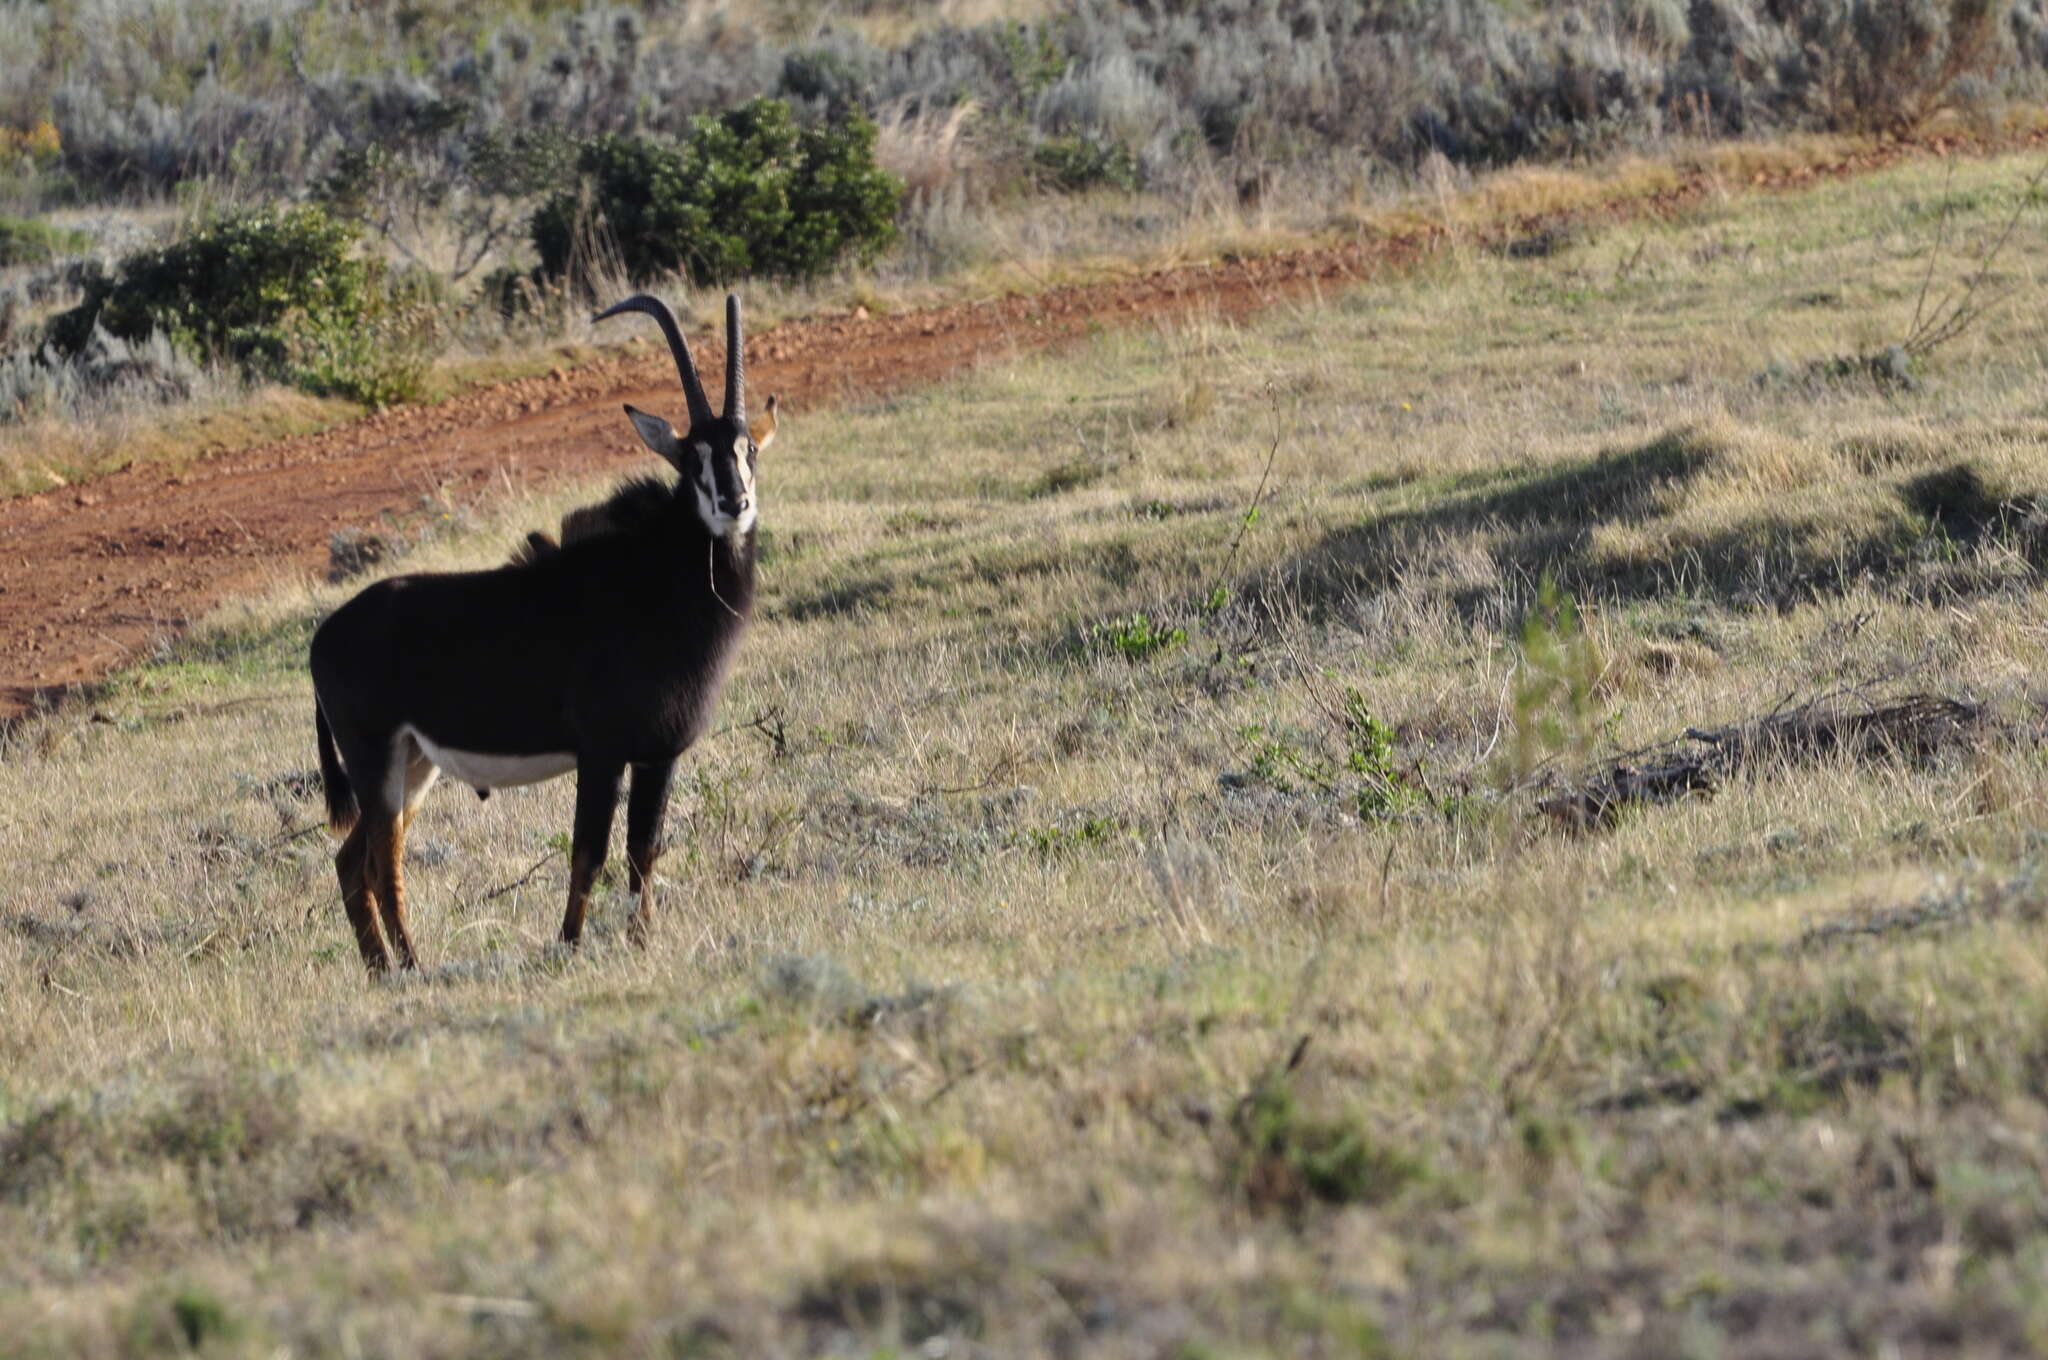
1031 135 1138 194
41 206 443 407
286 270 445 408
531 98 902 287
45 205 369 360
0 215 88 267
1229 1072 1426 1215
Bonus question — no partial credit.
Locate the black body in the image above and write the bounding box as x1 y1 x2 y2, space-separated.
310 292 766 973
313 481 752 779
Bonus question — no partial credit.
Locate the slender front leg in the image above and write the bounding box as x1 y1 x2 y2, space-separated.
624 760 675 947
560 758 624 946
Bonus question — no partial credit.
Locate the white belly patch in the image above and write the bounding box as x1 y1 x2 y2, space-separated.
404 725 576 792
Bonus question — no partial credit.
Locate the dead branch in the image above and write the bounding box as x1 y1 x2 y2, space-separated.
1537 691 1986 830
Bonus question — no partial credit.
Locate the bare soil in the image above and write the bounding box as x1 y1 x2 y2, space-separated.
0 131 2016 718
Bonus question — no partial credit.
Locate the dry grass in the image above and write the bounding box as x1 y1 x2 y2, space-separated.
0 385 357 494
0 125 1936 496
4 149 2048 1356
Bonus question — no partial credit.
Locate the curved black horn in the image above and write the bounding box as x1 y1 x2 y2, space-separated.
723 293 745 427
593 294 713 429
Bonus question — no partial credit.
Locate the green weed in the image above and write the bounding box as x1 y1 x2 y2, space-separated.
1096 613 1186 661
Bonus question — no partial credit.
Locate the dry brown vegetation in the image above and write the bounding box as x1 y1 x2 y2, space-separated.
4 149 2048 1356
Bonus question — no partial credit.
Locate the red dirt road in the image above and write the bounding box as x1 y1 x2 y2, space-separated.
0 247 1385 718
0 132 2030 719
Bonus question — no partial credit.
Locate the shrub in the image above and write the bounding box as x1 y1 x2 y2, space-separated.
0 215 88 267
45 206 369 361
0 325 204 427
286 269 445 408
1229 1070 1426 1215
1031 135 1138 193
1796 0 2012 134
531 98 902 287
0 120 62 166
38 206 445 406
476 264 545 323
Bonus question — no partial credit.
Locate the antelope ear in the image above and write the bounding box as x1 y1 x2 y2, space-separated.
752 393 779 452
623 404 687 471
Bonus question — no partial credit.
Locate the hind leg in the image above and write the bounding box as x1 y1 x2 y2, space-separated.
368 745 439 970
334 819 389 972
366 810 419 971
379 747 442 969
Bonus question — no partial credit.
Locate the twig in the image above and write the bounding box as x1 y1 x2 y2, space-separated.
922 1059 984 1109
744 707 788 759
182 926 225 961
261 821 323 853
915 751 1018 799
708 538 742 618
1217 434 1282 586
476 848 562 904
1460 665 1519 778
1613 237 1647 286
433 1295 541 1319
1905 157 2048 358
1906 156 1957 343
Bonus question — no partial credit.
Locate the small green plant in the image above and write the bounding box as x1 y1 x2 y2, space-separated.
532 99 902 288
997 21 1069 97
1340 689 1421 822
1241 724 1334 795
1228 1049 1426 1215
0 215 87 266
1097 614 1186 661
1236 692 1424 822
1020 815 1125 856
1032 135 1139 194
170 1288 237 1350
1509 577 1606 778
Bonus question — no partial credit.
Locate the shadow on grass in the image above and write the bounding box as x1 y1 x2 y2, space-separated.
1275 432 2041 620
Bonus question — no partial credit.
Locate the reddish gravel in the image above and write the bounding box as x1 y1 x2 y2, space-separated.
0 130 2031 719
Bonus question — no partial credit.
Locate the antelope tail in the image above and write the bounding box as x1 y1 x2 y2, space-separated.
315 703 359 836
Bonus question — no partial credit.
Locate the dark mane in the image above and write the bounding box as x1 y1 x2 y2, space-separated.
509 474 680 566
581 475 678 536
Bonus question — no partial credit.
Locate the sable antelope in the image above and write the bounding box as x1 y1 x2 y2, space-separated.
310 293 775 973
